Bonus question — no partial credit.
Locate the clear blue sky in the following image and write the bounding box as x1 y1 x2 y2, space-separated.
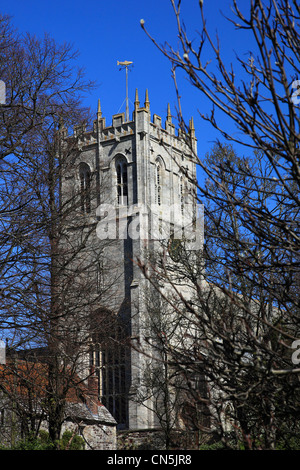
1 0 252 161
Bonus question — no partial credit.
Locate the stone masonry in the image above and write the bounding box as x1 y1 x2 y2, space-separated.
60 89 198 432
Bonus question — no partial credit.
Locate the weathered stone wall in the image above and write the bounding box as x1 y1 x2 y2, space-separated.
117 428 202 450
117 429 166 450
62 420 116 450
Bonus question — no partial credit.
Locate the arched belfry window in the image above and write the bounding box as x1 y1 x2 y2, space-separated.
116 157 128 205
79 162 91 213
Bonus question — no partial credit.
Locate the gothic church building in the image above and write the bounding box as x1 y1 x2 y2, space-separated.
60 89 198 432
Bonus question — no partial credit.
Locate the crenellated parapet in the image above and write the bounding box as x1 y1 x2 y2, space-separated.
64 89 196 156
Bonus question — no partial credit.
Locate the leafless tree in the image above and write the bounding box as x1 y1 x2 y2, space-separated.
138 0 300 449
0 16 121 445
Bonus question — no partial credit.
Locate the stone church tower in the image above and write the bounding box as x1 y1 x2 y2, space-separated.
60 89 198 431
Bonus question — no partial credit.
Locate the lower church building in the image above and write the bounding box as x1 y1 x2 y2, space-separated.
0 352 117 450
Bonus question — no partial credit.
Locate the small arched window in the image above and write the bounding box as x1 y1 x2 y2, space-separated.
116 158 128 205
79 163 91 213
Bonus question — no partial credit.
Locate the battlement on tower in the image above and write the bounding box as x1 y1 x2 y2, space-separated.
61 89 197 156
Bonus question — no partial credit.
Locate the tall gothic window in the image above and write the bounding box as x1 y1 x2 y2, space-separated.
155 162 162 206
116 159 128 205
79 162 91 213
180 175 184 215
89 309 129 428
100 325 128 428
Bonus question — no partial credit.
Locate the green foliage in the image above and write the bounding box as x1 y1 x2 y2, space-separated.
0 429 85 450
57 430 85 450
198 441 226 450
275 426 300 450
2 431 55 450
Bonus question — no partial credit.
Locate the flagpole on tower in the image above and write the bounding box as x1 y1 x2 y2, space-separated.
117 60 133 122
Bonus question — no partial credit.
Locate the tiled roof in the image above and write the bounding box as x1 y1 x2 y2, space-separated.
0 359 115 425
